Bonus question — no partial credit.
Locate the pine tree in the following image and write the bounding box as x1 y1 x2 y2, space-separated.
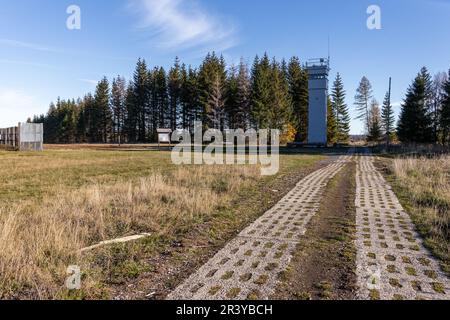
354 76 373 132
397 67 434 143
368 99 382 142
381 91 395 143
288 57 308 142
327 96 338 145
440 70 450 145
331 73 350 143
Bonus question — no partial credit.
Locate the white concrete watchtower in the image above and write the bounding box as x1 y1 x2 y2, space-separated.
306 58 330 145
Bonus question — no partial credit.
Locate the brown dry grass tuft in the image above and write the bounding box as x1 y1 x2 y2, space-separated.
390 155 450 273
0 164 260 299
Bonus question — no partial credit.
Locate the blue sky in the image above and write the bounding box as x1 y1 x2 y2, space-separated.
0 0 449 133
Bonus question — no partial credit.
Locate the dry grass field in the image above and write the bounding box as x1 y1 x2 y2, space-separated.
0 145 323 299
383 155 450 274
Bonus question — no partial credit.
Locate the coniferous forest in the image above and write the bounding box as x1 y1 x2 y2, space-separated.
32 52 450 146
32 53 351 144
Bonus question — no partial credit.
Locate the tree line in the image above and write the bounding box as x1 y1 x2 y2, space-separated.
353 67 450 145
31 53 450 146
32 53 352 144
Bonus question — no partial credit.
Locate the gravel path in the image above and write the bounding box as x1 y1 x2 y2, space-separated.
167 156 351 300
355 154 449 300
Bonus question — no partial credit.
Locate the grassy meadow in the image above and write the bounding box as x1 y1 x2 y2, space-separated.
0 145 323 299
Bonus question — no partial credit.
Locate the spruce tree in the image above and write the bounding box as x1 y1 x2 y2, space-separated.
367 99 382 142
431 72 448 143
76 95 92 143
148 67 158 137
251 53 272 129
179 64 189 129
269 58 291 130
55 99 79 143
83 93 95 143
76 99 87 143
132 58 150 142
124 82 136 142
381 91 395 143
94 77 112 143
168 57 181 131
354 76 373 132
235 58 251 130
331 73 350 143
440 70 450 145
198 52 227 130
183 66 200 132
155 67 169 131
225 64 239 129
397 68 434 143
327 96 338 145
288 57 308 142
111 76 127 143
207 74 226 130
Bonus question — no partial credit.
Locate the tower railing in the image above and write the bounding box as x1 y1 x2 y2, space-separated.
305 58 330 69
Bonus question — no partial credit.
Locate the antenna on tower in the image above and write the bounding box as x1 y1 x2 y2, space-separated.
328 35 331 68
327 35 330 65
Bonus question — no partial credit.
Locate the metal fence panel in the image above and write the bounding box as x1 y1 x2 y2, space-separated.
0 123 43 151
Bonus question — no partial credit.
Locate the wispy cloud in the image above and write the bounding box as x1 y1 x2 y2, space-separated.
79 79 99 86
128 0 238 52
0 38 133 62
0 58 58 70
0 38 64 54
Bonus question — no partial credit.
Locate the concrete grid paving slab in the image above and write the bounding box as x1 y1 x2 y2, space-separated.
168 155 352 300
355 154 450 300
